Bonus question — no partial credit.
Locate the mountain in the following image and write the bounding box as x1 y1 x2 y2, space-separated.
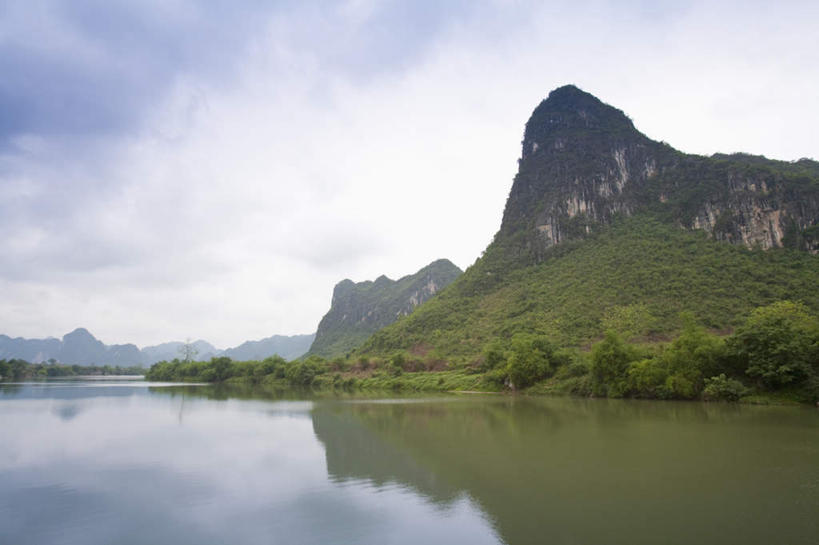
307 259 463 358
498 85 818 260
0 335 61 363
0 330 316 366
0 328 142 366
223 334 315 361
357 85 819 359
139 340 221 365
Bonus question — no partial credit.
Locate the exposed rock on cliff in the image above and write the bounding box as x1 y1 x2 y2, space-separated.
499 85 819 260
307 259 462 358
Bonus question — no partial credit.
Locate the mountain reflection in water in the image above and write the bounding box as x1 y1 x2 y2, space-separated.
1 382 817 545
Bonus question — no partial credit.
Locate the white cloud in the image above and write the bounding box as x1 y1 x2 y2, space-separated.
1 0 817 347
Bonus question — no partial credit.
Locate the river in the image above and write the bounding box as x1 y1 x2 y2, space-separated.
1 378 816 544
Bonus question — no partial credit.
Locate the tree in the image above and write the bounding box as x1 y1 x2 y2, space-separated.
505 334 564 389
178 338 199 364
728 301 819 389
655 313 728 398
10 359 29 380
591 331 641 397
211 357 233 382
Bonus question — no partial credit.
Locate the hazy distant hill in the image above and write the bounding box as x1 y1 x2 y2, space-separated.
223 334 315 361
139 340 222 365
307 259 462 359
0 328 142 367
0 335 62 364
0 330 315 366
357 85 819 359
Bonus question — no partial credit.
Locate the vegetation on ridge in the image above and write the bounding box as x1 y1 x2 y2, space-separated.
356 216 819 360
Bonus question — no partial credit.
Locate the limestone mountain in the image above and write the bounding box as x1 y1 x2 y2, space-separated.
307 259 463 358
498 85 818 262
358 85 819 359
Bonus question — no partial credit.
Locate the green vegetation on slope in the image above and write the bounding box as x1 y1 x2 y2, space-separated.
357 215 819 360
307 258 462 358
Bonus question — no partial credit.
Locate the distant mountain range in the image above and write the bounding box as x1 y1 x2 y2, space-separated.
0 328 315 366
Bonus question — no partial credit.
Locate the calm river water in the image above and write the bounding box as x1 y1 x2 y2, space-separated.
1 378 817 545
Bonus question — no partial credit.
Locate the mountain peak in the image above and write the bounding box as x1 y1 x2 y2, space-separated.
522 85 636 158
543 84 599 107
421 258 460 272
64 327 95 340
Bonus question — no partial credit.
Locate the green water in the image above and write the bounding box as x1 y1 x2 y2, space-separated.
1 379 817 544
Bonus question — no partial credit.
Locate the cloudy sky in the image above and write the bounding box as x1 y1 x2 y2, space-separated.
1 0 817 348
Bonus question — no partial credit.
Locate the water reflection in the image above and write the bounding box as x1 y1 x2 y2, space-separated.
1 381 817 545
311 396 819 545
0 381 501 545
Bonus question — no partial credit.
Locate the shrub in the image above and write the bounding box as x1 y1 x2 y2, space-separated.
284 357 327 386
644 313 731 399
211 357 233 382
564 359 590 378
728 301 819 389
591 331 641 397
627 358 669 398
262 356 286 378
485 365 508 386
481 341 506 372
505 334 563 389
702 374 749 402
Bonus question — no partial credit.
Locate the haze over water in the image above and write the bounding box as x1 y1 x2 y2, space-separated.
1 379 816 545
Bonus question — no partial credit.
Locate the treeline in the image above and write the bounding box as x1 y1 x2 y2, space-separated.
145 355 352 387
145 352 483 392
490 301 818 403
144 301 819 404
0 359 144 381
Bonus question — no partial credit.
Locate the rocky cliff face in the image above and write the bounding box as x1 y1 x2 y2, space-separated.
307 259 463 358
498 85 819 259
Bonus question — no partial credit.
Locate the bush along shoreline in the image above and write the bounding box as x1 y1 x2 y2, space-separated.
144 301 819 405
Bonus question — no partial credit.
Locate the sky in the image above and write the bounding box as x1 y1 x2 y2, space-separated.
1 0 817 348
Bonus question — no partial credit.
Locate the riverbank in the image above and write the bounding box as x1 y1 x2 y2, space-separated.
208 369 812 406
145 304 819 406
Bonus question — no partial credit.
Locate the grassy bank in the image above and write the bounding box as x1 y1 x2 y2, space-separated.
221 368 499 394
